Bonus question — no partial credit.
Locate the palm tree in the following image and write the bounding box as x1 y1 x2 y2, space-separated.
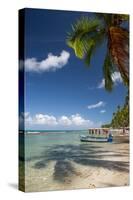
66 14 129 91
124 89 129 107
117 105 120 111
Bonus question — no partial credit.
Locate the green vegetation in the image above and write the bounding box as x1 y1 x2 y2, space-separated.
66 14 129 91
102 91 129 128
66 13 129 128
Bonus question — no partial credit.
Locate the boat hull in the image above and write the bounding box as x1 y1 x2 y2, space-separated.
80 135 113 143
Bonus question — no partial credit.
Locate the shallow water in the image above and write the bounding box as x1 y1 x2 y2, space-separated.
19 130 129 192
25 130 89 160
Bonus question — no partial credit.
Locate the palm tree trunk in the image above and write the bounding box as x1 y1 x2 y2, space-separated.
108 26 129 84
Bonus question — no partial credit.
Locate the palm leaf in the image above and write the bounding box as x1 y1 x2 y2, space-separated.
103 52 114 91
95 13 112 26
117 14 129 22
66 17 105 65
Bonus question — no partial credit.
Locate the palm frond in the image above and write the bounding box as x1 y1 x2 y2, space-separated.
67 17 101 39
66 17 105 65
103 52 114 91
84 30 106 65
66 17 102 49
84 40 94 65
117 14 129 22
95 13 112 26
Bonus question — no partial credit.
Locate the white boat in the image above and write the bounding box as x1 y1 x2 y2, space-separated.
80 134 113 143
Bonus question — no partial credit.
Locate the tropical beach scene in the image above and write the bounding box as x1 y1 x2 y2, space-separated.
19 9 129 192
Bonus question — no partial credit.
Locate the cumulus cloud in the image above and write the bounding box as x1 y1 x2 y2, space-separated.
20 112 94 127
34 114 58 125
97 72 122 89
58 116 72 126
87 101 105 109
71 114 91 126
100 110 106 113
24 50 70 72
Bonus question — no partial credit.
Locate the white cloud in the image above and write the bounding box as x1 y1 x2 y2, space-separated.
34 114 58 126
97 79 105 89
97 72 122 89
71 114 91 126
59 114 93 126
100 110 106 113
112 71 122 83
24 50 70 72
58 116 72 126
87 101 105 109
21 112 94 127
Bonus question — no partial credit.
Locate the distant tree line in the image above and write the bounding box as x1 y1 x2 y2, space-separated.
102 91 129 128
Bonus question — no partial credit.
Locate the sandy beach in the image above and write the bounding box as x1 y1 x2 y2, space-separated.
22 134 129 192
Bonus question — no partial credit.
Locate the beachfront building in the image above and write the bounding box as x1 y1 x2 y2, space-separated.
88 128 109 136
89 127 129 135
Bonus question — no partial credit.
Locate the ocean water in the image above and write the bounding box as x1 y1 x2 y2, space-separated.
19 130 129 192
20 130 95 191
24 130 89 161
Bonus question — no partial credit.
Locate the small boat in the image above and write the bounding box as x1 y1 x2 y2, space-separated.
80 133 113 143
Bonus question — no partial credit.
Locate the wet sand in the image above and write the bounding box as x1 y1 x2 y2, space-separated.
24 137 129 192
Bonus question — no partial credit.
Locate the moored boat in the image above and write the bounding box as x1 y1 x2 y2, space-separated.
80 131 113 143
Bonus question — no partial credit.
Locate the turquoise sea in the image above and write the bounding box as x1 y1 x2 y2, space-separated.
19 130 129 192
24 130 89 161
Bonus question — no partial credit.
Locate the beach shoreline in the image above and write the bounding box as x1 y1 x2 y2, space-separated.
21 133 129 192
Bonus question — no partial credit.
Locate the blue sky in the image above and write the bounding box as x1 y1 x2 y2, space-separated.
21 8 128 130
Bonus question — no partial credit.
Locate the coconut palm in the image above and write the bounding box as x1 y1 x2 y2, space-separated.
66 14 129 91
124 89 129 107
